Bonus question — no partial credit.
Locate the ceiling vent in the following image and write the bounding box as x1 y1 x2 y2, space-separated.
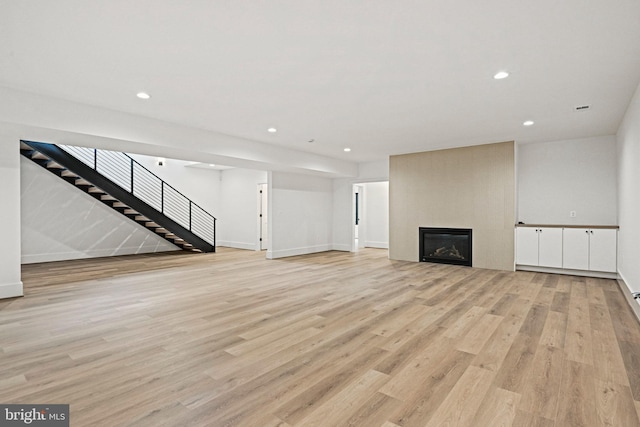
574 104 591 112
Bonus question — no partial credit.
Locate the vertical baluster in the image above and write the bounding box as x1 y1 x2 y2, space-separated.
161 181 164 213
93 148 97 170
130 158 134 193
189 202 192 231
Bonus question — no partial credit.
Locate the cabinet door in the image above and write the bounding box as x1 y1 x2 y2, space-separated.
589 229 617 273
516 227 539 266
538 227 563 268
563 228 590 270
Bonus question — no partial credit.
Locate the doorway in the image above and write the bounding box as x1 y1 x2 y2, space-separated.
352 182 389 252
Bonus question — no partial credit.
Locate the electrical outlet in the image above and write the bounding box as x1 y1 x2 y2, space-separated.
570 210 577 218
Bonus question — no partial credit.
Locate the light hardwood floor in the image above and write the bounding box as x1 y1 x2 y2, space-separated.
3 248 640 426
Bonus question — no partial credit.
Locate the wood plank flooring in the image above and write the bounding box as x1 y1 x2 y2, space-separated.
2 248 640 426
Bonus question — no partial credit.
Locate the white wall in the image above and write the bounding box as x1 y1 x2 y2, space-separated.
0 128 23 298
361 181 389 249
21 157 179 263
332 178 354 252
218 168 267 250
617 82 640 293
128 154 221 216
268 171 333 258
358 160 389 180
518 136 617 225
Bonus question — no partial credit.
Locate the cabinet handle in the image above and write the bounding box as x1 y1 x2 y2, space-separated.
590 230 594 234
586 230 589 233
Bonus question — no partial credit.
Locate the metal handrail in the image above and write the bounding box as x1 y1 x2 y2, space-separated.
59 145 216 246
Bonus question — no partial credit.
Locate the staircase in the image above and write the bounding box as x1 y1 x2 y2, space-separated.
20 140 216 253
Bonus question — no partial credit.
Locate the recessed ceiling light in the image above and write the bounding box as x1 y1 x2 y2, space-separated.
267 127 277 133
523 120 535 126
136 92 151 99
493 71 509 80
209 164 216 167
344 148 351 152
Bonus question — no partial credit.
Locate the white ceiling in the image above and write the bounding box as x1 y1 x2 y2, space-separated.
2 0 640 163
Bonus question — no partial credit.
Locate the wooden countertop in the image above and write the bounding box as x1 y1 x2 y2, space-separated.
515 224 619 229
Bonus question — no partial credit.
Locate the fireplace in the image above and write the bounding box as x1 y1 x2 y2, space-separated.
419 227 472 267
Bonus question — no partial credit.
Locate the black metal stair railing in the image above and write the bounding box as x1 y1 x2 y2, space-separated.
22 140 216 252
60 144 216 245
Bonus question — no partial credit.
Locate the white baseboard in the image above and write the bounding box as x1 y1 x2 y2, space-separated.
21 246 180 264
364 241 389 249
617 272 640 325
331 243 352 252
0 281 23 299
217 241 258 251
515 265 617 279
266 244 332 259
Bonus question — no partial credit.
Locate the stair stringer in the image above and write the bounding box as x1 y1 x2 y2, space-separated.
20 141 215 253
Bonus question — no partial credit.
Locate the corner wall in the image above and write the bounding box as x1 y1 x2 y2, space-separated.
218 168 268 250
389 141 515 271
617 81 640 294
0 128 23 298
268 171 333 258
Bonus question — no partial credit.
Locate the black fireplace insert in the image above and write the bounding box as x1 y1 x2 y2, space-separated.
419 227 472 267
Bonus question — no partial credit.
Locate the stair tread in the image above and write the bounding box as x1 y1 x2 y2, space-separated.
31 152 49 160
46 161 65 169
22 143 217 253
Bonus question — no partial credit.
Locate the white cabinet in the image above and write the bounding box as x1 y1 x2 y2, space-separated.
516 227 563 268
562 228 617 273
589 229 617 273
562 228 589 270
516 227 539 266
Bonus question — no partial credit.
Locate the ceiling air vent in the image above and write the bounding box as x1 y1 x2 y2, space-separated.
574 104 591 112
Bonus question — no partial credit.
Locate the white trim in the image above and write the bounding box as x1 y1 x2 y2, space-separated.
364 241 389 249
331 243 352 252
515 264 617 279
266 244 332 259
217 241 259 251
0 281 23 299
